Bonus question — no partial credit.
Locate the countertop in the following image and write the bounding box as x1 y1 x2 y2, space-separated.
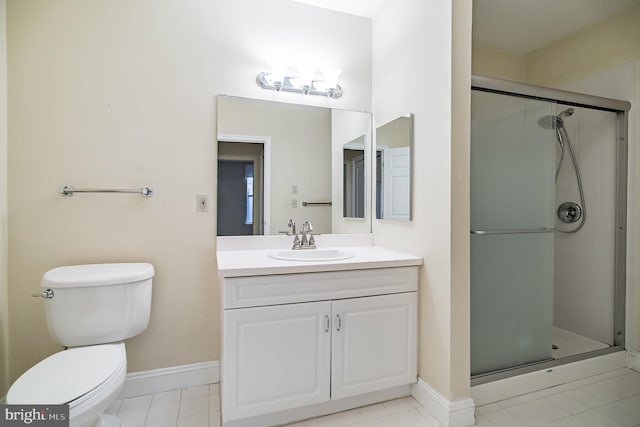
216 245 423 278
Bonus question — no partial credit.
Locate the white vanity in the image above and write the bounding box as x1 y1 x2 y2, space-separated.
217 236 422 427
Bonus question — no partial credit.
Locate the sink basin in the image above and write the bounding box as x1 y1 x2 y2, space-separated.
268 249 354 262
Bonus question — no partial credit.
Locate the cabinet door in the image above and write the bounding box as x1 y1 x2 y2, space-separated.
331 292 417 400
222 301 332 421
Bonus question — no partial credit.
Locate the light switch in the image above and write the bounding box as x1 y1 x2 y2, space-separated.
197 194 209 212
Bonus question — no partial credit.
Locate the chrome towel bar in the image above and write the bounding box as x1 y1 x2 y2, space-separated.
60 186 153 197
471 228 555 235
302 201 332 207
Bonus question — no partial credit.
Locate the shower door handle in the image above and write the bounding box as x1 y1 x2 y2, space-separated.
471 228 555 235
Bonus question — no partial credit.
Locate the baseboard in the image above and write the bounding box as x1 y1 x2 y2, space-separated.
471 351 627 406
119 360 220 398
628 351 640 372
411 378 475 427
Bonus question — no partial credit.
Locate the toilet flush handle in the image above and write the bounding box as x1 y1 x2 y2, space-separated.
32 289 54 299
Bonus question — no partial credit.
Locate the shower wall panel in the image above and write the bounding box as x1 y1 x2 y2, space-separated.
552 61 635 346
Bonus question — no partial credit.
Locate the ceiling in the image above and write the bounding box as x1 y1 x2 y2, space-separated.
473 0 640 53
289 0 387 18
291 0 640 54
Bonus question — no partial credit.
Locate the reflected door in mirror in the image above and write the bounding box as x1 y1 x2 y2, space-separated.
343 149 365 218
376 114 413 221
217 140 265 236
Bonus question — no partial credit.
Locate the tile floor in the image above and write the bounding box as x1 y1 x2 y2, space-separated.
107 368 640 427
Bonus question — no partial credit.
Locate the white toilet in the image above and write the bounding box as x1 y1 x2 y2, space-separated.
7 263 154 427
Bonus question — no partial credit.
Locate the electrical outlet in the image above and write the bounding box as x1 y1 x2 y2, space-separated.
291 199 297 208
197 194 209 212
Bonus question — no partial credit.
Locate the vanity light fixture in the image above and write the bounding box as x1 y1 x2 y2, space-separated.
256 67 343 99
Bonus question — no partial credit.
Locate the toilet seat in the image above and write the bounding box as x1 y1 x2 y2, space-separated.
7 343 126 405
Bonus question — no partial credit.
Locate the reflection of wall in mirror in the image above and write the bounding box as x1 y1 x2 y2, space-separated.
343 146 365 218
377 116 412 221
218 97 331 234
331 109 371 234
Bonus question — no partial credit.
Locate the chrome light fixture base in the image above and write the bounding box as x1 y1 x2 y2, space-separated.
257 72 343 99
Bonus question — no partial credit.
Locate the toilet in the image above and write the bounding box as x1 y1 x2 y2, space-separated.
6 263 154 427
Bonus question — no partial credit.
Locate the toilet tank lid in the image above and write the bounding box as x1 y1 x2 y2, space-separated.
42 263 154 288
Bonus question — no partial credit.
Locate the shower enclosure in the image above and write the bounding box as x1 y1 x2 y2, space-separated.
470 76 630 383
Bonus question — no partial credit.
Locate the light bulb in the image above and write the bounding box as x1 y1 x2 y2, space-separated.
269 61 289 88
322 67 342 90
296 64 317 93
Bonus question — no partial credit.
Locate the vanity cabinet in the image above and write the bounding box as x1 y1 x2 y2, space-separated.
221 266 418 423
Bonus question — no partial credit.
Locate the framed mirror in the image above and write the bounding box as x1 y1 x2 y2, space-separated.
375 114 413 221
216 96 371 236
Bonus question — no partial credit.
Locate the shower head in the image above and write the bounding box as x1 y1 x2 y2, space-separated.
537 115 564 130
537 108 574 130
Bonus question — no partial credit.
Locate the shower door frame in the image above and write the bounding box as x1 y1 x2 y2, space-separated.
470 75 631 385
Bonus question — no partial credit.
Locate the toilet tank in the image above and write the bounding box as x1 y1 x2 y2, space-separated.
41 263 154 347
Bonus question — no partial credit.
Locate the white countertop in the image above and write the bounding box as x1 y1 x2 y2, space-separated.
216 245 423 278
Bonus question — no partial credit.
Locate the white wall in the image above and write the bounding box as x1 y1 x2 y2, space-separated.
5 0 371 391
372 0 472 401
0 0 8 397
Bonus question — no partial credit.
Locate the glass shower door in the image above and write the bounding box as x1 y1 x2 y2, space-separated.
470 91 557 376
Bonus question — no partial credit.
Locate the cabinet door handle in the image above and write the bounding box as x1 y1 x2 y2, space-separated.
324 315 330 333
336 314 342 332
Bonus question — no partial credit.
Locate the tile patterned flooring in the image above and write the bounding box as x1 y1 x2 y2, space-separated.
107 368 640 427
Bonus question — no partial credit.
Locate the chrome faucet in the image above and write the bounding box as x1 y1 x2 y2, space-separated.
300 220 316 249
278 219 297 236
292 220 316 250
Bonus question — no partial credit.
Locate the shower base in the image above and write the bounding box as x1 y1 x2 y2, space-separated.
552 326 609 359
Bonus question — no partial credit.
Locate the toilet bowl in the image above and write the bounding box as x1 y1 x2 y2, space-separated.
6 263 154 427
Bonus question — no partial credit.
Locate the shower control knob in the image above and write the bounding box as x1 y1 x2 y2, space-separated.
557 202 582 224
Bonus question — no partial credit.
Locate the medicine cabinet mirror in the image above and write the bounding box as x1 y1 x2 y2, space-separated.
375 114 413 221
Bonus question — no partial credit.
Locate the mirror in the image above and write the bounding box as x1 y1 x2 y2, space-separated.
217 96 371 236
342 137 365 219
375 114 413 221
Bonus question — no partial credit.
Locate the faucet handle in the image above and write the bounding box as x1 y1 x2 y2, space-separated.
292 234 301 250
288 219 296 235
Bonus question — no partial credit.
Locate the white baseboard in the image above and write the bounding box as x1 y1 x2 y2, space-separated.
628 351 640 372
471 351 627 406
120 360 220 399
411 378 475 427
